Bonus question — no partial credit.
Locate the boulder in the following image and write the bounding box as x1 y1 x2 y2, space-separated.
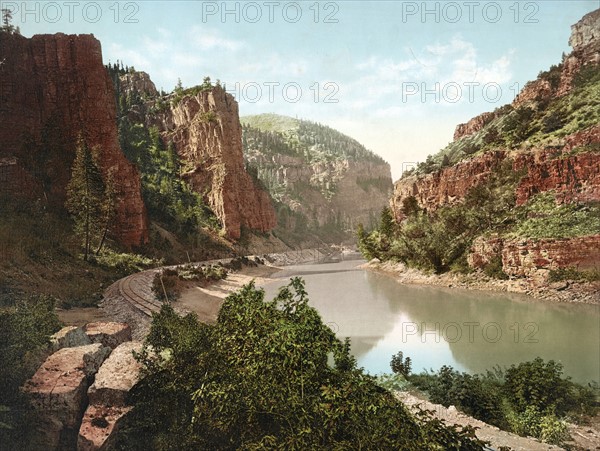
22 344 111 450
50 326 92 353
78 341 143 450
77 405 132 451
85 322 132 349
88 341 143 407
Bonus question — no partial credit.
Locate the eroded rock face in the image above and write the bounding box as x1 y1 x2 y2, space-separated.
247 152 392 229
502 235 600 281
468 234 600 287
119 71 158 98
0 33 148 247
77 405 132 451
22 344 111 450
514 126 600 205
153 87 277 239
390 151 507 220
85 322 132 349
569 8 600 52
453 112 497 141
467 235 504 269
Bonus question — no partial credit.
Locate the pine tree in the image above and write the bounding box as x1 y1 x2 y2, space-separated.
1 8 15 34
95 168 117 255
65 136 105 261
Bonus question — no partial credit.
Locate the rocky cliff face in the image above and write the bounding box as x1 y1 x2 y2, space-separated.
514 125 600 205
453 9 600 138
241 114 393 236
391 150 506 219
247 151 392 230
150 88 276 239
390 9 600 282
0 33 148 247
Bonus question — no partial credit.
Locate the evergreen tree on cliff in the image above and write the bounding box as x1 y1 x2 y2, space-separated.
1 8 20 34
66 137 105 261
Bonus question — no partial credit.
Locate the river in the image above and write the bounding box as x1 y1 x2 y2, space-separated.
262 259 600 384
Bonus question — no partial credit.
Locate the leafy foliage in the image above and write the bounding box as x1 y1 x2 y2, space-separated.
118 280 487 450
0 295 61 444
360 159 523 273
407 356 597 445
390 351 412 378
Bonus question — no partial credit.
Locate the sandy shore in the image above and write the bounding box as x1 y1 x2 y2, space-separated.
177 265 282 322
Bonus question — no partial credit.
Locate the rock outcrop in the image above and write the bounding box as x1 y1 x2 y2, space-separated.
0 33 148 247
469 234 600 287
453 112 497 141
85 322 132 349
391 9 600 286
50 326 92 353
22 323 141 451
391 151 506 219
78 341 143 451
514 126 600 205
248 152 392 229
151 87 277 239
454 8 600 138
22 343 111 450
119 71 158 98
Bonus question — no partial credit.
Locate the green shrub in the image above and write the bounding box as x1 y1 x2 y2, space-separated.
92 250 160 277
118 280 487 450
0 295 61 447
483 255 509 280
504 357 572 415
507 406 570 445
390 350 412 377
411 365 507 427
548 266 600 283
151 270 181 302
513 193 600 239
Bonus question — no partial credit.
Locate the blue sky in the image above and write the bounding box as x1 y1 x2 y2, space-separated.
10 0 599 179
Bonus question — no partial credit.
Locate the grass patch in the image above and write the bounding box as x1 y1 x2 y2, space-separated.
511 193 600 239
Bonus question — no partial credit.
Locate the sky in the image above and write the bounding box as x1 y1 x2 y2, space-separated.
8 0 599 180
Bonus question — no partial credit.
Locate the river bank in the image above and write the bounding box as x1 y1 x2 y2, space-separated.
363 259 600 304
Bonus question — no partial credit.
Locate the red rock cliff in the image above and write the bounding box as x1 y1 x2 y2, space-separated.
153 87 276 239
391 151 507 220
0 33 148 247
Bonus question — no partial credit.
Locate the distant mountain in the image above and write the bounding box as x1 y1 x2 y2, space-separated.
241 114 392 242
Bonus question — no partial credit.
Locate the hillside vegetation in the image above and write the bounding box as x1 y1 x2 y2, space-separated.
242 113 391 244
361 54 600 279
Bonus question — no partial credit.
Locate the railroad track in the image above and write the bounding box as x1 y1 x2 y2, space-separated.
117 271 163 317
113 250 331 318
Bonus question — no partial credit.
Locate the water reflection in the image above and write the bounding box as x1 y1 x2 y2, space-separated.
262 261 600 384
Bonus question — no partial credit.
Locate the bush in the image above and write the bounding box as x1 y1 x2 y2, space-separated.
92 251 159 277
548 266 600 283
411 366 507 427
390 350 412 377
504 357 571 415
483 255 509 280
507 406 570 445
118 280 487 450
0 295 61 446
151 270 181 302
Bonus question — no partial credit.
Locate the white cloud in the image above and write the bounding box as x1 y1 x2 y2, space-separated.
188 26 245 51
